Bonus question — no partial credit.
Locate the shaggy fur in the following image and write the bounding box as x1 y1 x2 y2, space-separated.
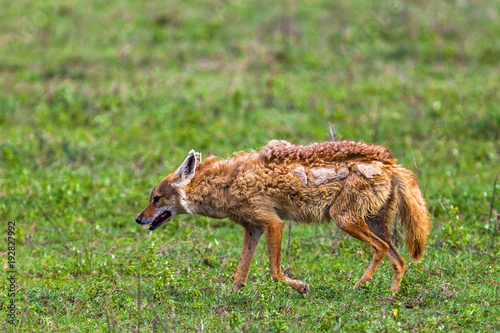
136 140 431 295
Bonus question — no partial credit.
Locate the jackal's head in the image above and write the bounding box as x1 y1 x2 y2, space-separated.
135 150 200 231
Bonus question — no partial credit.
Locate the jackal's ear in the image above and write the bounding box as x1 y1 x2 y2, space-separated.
175 149 197 184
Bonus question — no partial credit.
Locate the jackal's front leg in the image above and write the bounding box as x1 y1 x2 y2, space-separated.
233 224 264 292
264 220 310 296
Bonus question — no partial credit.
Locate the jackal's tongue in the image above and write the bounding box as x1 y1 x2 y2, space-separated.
149 211 171 231
158 211 169 220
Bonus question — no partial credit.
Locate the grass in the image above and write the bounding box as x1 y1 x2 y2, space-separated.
1 0 500 331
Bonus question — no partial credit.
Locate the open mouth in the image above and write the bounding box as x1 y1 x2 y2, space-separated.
149 210 172 231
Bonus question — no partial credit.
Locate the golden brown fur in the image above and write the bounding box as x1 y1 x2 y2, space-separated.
136 140 431 295
260 140 395 164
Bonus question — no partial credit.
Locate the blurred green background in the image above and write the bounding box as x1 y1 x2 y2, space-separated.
1 0 499 331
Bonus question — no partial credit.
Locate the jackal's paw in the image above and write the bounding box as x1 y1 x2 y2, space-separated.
354 278 372 290
232 283 245 292
292 281 310 297
286 278 310 296
299 282 310 297
390 285 400 295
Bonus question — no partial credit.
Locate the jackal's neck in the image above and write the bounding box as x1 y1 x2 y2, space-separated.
183 154 252 219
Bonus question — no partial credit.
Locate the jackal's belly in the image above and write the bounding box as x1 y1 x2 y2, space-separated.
268 181 344 223
274 201 335 223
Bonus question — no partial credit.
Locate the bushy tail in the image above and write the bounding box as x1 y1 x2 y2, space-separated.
392 167 431 261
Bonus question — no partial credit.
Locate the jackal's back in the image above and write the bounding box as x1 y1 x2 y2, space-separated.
259 140 396 165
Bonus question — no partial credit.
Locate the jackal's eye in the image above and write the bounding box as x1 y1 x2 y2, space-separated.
153 195 161 203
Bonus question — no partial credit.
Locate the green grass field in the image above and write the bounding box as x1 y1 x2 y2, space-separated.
1 0 500 331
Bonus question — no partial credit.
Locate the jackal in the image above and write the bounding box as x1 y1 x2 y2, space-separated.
136 140 431 295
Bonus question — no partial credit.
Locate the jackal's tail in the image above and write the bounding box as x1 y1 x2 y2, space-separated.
392 167 431 261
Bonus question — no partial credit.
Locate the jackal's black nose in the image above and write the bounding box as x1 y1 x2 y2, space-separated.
135 216 143 224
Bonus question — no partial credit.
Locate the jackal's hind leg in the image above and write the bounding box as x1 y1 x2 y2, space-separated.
264 220 310 296
233 224 264 292
365 208 406 294
333 212 389 289
386 243 406 294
